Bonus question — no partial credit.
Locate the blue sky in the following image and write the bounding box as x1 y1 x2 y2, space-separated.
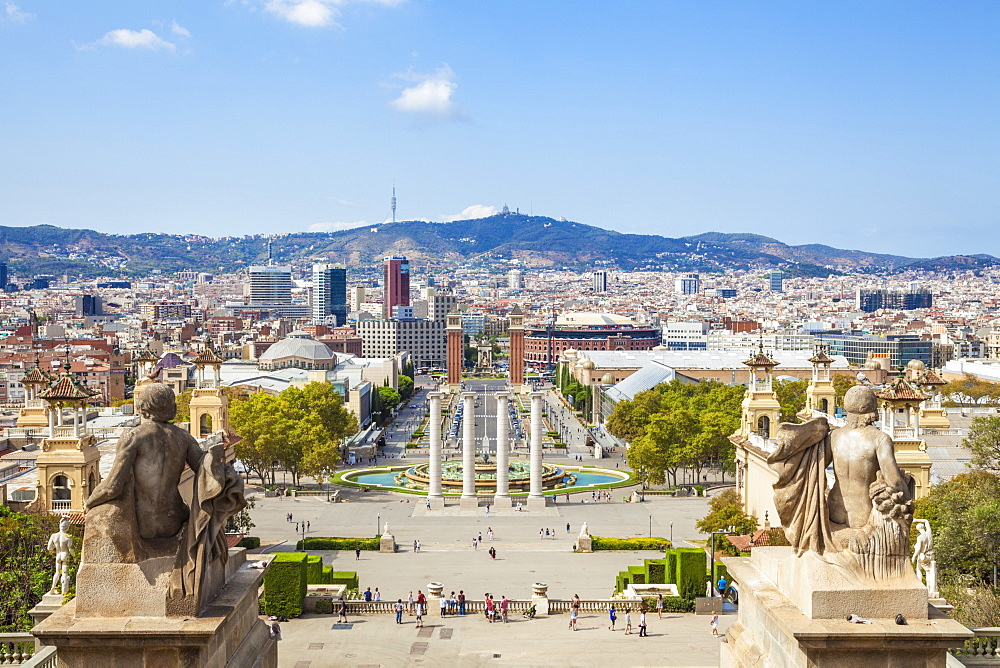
1 1 997 258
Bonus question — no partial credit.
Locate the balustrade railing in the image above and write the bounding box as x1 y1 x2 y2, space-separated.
0 633 36 665
952 627 1000 662
50 501 72 511
19 646 55 668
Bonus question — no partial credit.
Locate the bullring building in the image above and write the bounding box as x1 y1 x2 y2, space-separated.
523 312 660 366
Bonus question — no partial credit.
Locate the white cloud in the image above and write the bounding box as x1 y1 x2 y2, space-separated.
89 28 176 51
170 20 191 38
308 220 371 233
390 65 459 118
4 2 34 23
441 205 497 222
265 0 336 27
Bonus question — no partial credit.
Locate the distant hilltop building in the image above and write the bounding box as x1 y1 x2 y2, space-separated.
592 270 608 293
768 269 784 292
675 273 700 295
856 287 932 313
507 269 524 290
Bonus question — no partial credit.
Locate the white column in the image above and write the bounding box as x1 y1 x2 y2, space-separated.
494 392 511 506
528 391 545 508
460 392 478 508
427 391 444 508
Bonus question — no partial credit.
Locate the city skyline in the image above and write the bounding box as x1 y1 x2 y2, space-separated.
1 2 998 258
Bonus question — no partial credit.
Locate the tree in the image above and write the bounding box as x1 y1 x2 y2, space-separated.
832 374 857 413
964 415 1000 475
228 496 256 535
696 489 759 536
398 375 414 402
172 388 193 424
606 389 668 442
774 379 807 422
0 508 80 631
629 409 697 487
916 471 1000 583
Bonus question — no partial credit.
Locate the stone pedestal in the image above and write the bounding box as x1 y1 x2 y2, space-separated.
531 583 549 616
33 555 276 668
460 496 480 510
577 536 592 553
427 582 444 618
527 495 547 510
720 549 971 668
427 496 445 510
28 593 67 627
380 534 396 553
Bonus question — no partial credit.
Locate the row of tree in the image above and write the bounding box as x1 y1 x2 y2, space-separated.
230 382 357 487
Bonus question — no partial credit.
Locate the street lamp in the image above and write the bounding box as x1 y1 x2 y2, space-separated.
648 514 652 538
670 521 674 546
377 513 381 537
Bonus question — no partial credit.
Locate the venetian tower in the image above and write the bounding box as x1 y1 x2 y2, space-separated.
508 304 526 391
875 376 933 500
189 342 229 439
16 356 51 429
446 310 463 389
738 344 781 440
804 346 837 416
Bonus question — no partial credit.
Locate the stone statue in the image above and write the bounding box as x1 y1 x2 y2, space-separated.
579 522 589 537
46 515 75 596
912 519 938 597
81 383 245 616
383 521 390 536
767 386 914 582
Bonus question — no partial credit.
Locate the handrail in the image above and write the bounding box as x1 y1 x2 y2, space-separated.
0 633 37 665
20 646 56 668
338 598 622 615
951 627 1000 659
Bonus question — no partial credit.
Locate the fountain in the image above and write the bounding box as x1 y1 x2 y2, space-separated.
397 458 572 492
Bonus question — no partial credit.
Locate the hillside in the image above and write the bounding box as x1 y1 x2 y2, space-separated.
0 214 990 278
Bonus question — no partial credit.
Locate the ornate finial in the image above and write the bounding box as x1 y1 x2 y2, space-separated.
758 331 765 355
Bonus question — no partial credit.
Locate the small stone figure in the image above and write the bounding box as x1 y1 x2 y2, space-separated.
579 521 589 537
47 515 75 595
383 521 390 536
912 519 938 597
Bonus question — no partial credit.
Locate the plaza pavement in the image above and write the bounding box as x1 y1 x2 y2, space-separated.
251 488 732 666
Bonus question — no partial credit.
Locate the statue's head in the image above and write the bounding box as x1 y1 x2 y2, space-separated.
60 515 70 531
843 386 878 426
136 383 177 422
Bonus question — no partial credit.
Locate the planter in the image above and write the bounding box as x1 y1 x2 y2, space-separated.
428 582 444 598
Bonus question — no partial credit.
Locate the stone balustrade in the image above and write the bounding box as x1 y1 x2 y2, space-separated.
17 647 55 668
0 633 37 665
952 628 1000 662
338 598 620 615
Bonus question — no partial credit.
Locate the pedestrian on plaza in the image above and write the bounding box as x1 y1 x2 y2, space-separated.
710 613 719 637
294 522 299 532
374 588 381 602
485 504 490 517
417 590 425 615
545 528 550 538
426 498 430 510
566 493 570 502
289 513 293 522
478 532 482 543
569 606 578 631
458 590 466 615
500 595 509 623
394 599 404 624
306 521 310 532
415 605 423 628
414 540 418 552
487 527 493 541
449 591 457 614
539 528 544 539
608 605 617 631
363 587 372 603
656 593 664 619
485 594 494 623
473 536 478 549
407 591 414 615
566 523 570 533
440 595 447 617
416 540 421 552
337 597 348 624
638 611 648 637
355 548 361 561
624 608 632 635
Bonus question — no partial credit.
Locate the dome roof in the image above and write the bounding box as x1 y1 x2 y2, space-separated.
907 359 925 371
864 359 882 370
601 373 616 384
260 336 335 362
581 360 596 370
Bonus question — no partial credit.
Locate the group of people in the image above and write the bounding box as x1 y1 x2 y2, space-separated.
539 528 560 539
471 528 495 549
484 593 509 623
607 605 647 636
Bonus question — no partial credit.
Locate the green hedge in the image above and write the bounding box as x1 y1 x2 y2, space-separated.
296 536 381 551
640 596 695 613
237 536 260 549
664 551 678 585
675 548 707 601
590 536 670 551
306 556 323 584
315 598 334 614
262 552 308 618
714 562 729 586
645 558 666 584
330 571 359 591
628 565 646 585
615 572 631 594
321 566 334 584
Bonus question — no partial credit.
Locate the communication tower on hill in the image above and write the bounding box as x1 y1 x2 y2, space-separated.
391 185 397 224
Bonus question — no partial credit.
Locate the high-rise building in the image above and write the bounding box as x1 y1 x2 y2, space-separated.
507 269 524 290
592 270 608 293
383 256 410 319
855 288 932 313
769 269 784 292
75 294 103 316
0 262 7 292
248 265 292 306
674 273 700 295
312 263 348 325
350 286 366 314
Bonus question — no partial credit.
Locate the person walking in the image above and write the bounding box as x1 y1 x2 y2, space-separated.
624 608 632 635
415 539 421 552
656 594 664 619
500 595 509 623
487 527 493 541
473 536 478 549
458 590 466 615
440 595 447 617
415 604 423 629
414 540 418 552
407 591 414 616
608 605 617 631
566 522 571 533
638 611 648 637
710 612 720 637
337 597 348 624
394 599 404 624
417 590 425 616
485 594 494 623
355 548 361 561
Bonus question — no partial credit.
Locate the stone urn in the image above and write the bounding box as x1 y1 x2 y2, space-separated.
532 582 548 598
428 582 444 598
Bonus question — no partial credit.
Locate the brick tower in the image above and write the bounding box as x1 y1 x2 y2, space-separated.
508 305 525 389
446 310 463 388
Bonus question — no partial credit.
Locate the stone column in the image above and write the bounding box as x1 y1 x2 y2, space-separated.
427 391 445 509
460 392 478 509
493 392 511 507
528 392 546 509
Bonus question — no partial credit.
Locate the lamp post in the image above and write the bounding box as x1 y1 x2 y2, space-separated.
670 521 674 546
648 514 652 538
377 513 381 537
